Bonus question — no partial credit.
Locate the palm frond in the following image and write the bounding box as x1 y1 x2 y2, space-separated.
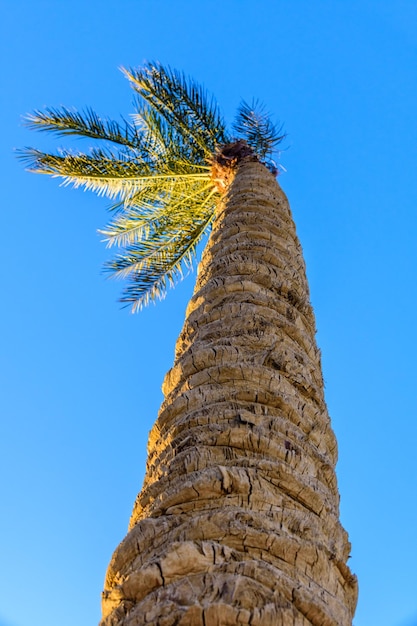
123 63 229 161
18 144 211 197
132 103 199 167
18 147 154 198
24 107 143 152
100 179 214 248
232 100 285 160
104 187 217 311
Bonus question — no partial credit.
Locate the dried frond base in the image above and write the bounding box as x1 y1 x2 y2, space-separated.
210 140 258 192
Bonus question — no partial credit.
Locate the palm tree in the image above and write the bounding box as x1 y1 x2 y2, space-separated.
22 63 358 625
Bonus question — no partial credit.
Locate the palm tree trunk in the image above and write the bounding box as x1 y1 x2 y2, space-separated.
100 159 358 626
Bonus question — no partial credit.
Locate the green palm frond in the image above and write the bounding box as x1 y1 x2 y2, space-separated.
18 147 156 198
22 62 284 311
104 187 217 311
131 103 173 158
124 63 229 159
232 100 285 160
25 106 143 151
19 146 210 197
100 178 214 248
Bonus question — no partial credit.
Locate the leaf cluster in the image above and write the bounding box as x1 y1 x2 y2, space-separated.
233 100 286 162
20 63 285 310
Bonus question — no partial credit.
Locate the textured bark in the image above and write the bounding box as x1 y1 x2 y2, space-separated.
100 160 358 625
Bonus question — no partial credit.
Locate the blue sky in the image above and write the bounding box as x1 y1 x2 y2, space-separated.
2 1 417 625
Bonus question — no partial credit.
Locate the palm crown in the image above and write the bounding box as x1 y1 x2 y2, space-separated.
21 63 285 311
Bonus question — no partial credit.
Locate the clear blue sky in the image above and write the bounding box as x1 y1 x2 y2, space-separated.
2 2 417 625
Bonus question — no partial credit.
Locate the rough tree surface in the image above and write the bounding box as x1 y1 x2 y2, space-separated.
100 160 358 626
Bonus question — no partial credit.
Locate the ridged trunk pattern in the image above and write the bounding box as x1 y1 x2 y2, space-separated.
100 160 358 625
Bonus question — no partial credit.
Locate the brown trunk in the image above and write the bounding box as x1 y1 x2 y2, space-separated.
100 160 358 625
